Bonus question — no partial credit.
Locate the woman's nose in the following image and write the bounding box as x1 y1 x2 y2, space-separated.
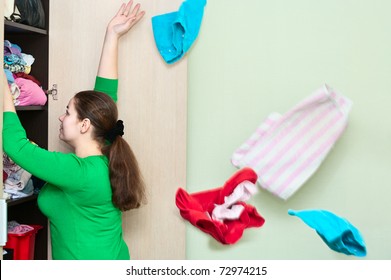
59 114 65 122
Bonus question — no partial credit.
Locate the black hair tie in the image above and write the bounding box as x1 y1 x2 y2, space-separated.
106 120 124 143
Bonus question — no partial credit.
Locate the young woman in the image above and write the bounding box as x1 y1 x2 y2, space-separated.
3 1 146 260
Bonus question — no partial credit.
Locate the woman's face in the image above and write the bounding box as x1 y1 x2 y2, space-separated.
58 98 82 145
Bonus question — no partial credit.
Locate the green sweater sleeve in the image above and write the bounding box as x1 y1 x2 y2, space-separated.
2 112 85 191
94 76 118 102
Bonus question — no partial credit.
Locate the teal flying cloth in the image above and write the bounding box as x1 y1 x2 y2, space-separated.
151 0 207 64
288 209 366 257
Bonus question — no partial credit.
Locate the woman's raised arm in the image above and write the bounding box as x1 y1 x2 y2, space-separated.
97 0 145 79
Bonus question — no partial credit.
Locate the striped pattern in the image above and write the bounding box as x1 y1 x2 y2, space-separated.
231 85 352 200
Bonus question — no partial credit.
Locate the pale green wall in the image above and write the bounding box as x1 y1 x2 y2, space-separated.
187 0 391 259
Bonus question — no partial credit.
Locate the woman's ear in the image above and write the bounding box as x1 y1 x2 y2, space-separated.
80 118 92 134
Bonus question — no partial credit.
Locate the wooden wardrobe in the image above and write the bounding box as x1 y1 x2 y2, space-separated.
1 0 186 260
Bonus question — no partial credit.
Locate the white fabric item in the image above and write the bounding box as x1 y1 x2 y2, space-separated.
10 83 21 106
21 53 35 66
4 179 34 199
4 168 32 191
232 85 352 200
4 0 15 19
212 180 258 222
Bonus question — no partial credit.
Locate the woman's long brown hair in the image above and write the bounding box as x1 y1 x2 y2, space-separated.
73 90 146 211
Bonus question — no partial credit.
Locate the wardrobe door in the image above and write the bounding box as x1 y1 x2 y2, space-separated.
49 0 186 259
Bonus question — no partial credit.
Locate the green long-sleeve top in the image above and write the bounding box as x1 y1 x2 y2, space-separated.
2 77 129 260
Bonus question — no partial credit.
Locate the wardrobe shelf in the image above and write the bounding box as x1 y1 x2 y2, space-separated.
16 105 48 111
4 20 47 35
7 194 38 207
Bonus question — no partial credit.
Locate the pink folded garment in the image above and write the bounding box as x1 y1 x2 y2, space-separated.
232 85 352 200
175 167 265 245
15 77 47 106
8 221 34 234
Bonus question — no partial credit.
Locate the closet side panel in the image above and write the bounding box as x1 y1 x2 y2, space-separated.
0 2 3 187
0 2 3 260
49 0 186 259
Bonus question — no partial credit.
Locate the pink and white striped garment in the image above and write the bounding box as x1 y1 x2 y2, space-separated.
231 85 352 200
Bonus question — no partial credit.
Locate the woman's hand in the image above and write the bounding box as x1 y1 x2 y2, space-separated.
107 0 145 39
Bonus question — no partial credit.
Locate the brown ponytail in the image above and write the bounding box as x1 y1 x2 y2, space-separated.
73 90 146 211
103 136 146 210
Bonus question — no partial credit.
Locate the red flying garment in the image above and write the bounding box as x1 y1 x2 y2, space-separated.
175 167 265 245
